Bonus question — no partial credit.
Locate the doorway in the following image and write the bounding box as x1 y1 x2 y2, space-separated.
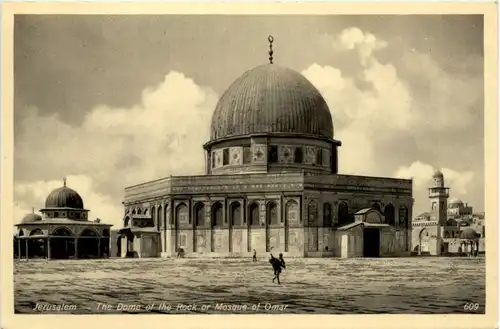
363 228 380 257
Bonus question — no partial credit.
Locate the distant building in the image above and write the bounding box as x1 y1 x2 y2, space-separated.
411 171 484 256
13 178 113 260
117 37 414 259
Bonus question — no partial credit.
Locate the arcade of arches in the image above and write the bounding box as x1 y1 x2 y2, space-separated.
14 226 111 260
119 195 412 258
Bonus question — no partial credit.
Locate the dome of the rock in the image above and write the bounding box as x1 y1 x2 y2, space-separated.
210 64 334 141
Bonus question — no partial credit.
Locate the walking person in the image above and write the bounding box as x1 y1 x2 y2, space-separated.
252 249 257 262
269 252 286 284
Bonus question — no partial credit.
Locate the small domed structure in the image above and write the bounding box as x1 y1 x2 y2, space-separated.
45 178 84 209
210 64 334 141
21 213 42 223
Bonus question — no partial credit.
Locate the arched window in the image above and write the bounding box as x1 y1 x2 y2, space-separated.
285 200 299 224
384 204 395 226
176 203 188 225
399 206 409 228
157 206 162 230
267 202 278 225
230 202 241 226
132 209 136 215
323 203 332 227
151 206 156 229
372 203 381 212
294 147 303 163
308 201 318 227
211 202 223 227
194 203 205 227
137 209 142 215
338 202 349 226
249 203 260 226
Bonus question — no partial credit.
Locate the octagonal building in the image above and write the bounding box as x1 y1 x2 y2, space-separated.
119 45 413 258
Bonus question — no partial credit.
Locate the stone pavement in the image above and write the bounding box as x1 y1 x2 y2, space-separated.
14 257 485 314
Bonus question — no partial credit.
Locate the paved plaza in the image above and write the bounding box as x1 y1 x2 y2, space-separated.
14 257 485 314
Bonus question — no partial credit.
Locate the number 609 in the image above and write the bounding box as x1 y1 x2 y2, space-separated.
464 303 480 311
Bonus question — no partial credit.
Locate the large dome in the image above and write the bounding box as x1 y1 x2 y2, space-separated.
210 64 334 141
45 183 84 209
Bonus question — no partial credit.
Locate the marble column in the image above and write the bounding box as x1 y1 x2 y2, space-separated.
17 239 21 260
98 238 101 258
75 238 79 259
25 239 29 259
47 237 51 260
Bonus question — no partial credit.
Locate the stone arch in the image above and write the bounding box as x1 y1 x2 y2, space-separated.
29 228 44 236
52 227 74 236
194 202 205 227
80 228 100 237
307 200 318 227
372 203 381 212
337 202 349 226
384 204 395 226
50 227 75 259
137 208 142 215
79 228 100 259
267 201 278 225
211 202 223 227
230 202 242 226
418 227 430 254
175 203 188 225
323 203 332 227
249 202 260 226
18 229 24 237
132 209 136 215
124 216 131 227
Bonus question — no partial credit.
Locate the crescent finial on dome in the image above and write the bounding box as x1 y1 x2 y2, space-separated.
268 35 274 64
63 176 67 187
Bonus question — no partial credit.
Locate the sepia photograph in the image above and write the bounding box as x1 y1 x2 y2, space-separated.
1 2 498 329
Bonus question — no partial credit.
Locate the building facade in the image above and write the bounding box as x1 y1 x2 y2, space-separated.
118 52 413 258
14 179 113 260
411 171 485 256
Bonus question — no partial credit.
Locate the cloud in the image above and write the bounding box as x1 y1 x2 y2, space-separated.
14 72 218 228
333 27 388 66
14 27 483 228
302 27 482 213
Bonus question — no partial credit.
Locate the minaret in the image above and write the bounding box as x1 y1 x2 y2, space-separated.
428 170 449 255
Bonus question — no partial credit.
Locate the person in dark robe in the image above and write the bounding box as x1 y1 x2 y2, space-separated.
252 249 257 262
269 252 286 284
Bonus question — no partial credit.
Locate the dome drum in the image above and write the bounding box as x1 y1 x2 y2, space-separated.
207 135 340 175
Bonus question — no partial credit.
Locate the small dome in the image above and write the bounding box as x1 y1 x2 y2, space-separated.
21 213 42 223
433 170 444 178
448 198 464 207
45 180 84 209
210 64 334 141
460 228 479 240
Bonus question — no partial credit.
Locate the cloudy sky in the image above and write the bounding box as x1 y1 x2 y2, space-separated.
14 15 484 228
